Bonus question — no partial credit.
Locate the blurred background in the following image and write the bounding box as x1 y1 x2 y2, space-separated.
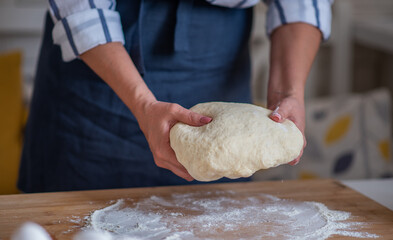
0 0 392 194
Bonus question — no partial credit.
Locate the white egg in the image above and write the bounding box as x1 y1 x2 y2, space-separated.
11 222 52 240
73 230 112 240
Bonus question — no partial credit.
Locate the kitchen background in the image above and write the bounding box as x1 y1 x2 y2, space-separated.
0 0 392 194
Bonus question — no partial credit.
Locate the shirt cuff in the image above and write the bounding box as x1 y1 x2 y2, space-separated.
266 0 333 40
52 8 125 62
206 0 259 8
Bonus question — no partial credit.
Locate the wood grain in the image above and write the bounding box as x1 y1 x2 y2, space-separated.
0 179 392 239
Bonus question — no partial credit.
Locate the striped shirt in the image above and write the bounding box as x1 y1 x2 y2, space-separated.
48 0 333 62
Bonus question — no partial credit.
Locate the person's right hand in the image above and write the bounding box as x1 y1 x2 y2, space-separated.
79 43 211 180
136 101 212 181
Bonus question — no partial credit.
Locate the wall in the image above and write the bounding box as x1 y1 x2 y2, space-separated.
0 0 46 102
250 0 393 102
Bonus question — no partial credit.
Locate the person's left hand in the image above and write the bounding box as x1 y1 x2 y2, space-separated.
268 95 306 166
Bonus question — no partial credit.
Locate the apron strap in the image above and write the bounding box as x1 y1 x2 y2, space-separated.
174 0 194 52
130 0 146 75
132 0 193 75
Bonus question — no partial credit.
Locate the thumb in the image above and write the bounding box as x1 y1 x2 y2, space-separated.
174 106 212 127
269 104 291 123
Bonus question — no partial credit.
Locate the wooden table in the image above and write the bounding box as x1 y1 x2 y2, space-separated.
0 179 392 239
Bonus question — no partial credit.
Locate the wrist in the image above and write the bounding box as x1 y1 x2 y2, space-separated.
267 87 304 108
267 70 306 106
125 86 157 120
268 89 304 99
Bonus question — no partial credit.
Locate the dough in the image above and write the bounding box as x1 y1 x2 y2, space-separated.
170 102 304 181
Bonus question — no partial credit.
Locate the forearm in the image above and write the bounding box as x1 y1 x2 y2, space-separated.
80 42 155 119
268 23 322 105
80 42 210 180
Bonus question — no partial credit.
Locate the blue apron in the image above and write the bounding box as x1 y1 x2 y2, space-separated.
18 0 253 193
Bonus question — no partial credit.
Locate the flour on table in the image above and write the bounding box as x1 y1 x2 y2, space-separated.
83 191 378 240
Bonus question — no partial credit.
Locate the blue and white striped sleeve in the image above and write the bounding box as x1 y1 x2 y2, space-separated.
48 0 125 62
264 0 334 40
205 0 260 8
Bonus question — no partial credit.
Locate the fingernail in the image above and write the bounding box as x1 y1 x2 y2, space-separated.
200 117 212 124
271 112 281 121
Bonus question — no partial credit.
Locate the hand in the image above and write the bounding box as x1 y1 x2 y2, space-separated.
265 23 321 166
137 101 212 181
268 95 306 166
79 43 213 180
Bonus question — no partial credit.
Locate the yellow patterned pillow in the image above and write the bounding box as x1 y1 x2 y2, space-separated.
0 51 24 194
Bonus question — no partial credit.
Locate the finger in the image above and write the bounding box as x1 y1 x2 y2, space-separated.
269 106 282 122
173 105 212 127
163 144 187 170
269 102 292 123
165 146 194 180
288 158 300 166
159 159 194 181
166 161 194 181
288 148 303 166
156 145 194 181
288 136 306 166
154 155 194 181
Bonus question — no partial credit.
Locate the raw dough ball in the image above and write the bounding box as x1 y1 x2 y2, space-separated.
170 102 303 181
11 222 51 240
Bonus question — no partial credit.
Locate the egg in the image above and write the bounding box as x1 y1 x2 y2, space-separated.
11 222 51 240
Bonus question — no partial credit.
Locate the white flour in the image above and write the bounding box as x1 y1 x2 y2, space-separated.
83 191 378 240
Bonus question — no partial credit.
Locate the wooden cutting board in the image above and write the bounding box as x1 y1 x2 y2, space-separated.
0 179 392 239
